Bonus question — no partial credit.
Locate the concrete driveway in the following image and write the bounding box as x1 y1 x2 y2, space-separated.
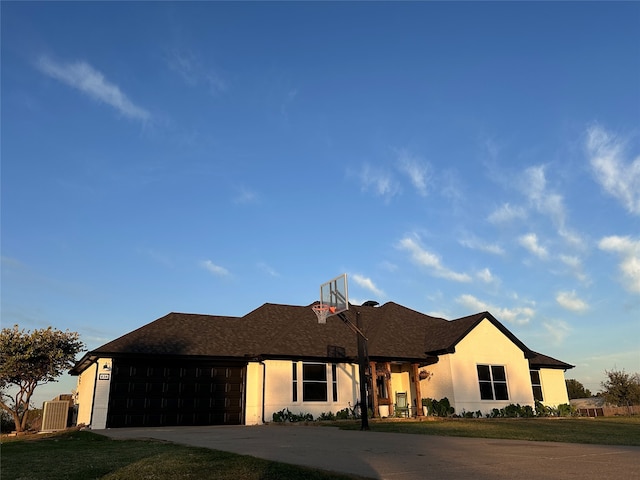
96 424 640 480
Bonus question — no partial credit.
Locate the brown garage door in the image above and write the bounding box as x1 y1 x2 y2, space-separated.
106 358 245 428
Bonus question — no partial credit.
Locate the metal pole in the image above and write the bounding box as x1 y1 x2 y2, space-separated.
336 310 369 431
356 311 370 431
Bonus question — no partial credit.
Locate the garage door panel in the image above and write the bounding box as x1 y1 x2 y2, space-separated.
107 359 245 428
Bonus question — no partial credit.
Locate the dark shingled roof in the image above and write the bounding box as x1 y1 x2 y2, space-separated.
529 351 574 370
70 302 573 374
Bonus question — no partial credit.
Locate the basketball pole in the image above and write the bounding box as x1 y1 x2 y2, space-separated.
338 310 370 431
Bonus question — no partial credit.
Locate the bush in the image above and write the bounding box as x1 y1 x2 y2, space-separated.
317 411 335 421
271 408 313 423
424 397 455 417
1 409 15 433
557 403 576 417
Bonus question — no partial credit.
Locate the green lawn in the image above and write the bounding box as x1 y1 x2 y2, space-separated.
1 430 366 480
4 417 639 480
338 416 640 445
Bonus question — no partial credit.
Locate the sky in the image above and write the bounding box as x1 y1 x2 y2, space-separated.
2 2 639 407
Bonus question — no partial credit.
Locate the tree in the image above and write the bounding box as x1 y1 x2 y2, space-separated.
565 379 592 399
600 369 640 409
0 325 84 432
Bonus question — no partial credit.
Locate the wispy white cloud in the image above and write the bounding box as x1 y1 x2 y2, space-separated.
487 203 527 224
558 255 589 283
598 235 640 294
165 48 226 95
379 260 398 272
233 187 259 204
397 235 471 282
257 262 280 277
519 233 549 260
396 150 431 196
556 290 589 312
476 268 499 285
200 259 229 277
356 164 400 200
587 125 640 215
351 274 385 298
36 56 150 121
542 319 572 345
456 294 534 325
522 166 584 248
459 236 505 256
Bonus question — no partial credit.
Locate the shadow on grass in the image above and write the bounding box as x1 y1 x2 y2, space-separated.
2 430 367 480
337 416 640 446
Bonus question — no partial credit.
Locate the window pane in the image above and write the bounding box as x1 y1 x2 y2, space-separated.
332 364 338 402
303 383 327 401
477 365 491 381
303 364 326 381
292 363 297 402
491 366 506 382
530 370 540 384
479 382 494 400
494 382 509 400
532 385 543 402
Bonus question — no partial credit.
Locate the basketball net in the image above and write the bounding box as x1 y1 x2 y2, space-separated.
312 304 336 324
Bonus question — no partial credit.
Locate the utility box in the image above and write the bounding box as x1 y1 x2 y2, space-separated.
41 400 70 432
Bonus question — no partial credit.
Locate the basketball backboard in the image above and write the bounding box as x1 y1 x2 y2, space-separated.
320 273 348 315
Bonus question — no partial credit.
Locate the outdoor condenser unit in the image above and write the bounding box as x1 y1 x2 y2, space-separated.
41 400 70 432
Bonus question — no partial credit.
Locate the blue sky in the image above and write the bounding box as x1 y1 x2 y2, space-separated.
2 2 639 405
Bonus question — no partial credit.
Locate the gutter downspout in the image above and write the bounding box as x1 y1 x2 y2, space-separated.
260 360 266 424
89 359 99 428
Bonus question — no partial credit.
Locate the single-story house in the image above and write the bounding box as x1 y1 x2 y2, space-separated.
70 301 573 429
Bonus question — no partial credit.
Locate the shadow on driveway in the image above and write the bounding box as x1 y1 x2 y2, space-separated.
96 424 640 480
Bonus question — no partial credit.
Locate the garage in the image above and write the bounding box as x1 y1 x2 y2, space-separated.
106 358 246 428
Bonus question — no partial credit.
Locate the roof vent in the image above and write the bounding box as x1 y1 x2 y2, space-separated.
362 300 379 307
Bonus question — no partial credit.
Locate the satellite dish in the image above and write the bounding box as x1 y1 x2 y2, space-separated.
362 300 379 307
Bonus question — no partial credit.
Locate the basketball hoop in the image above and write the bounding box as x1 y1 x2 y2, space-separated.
312 304 336 324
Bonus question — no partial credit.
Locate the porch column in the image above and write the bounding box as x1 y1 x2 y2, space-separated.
412 363 423 416
369 361 379 417
384 362 393 416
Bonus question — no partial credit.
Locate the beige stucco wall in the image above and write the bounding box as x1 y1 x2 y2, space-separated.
254 359 361 424
421 354 455 404
74 357 112 429
539 367 570 407
244 362 263 425
449 318 534 416
75 362 97 426
90 358 112 429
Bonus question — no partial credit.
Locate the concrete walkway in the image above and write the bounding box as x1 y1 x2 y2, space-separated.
96 424 640 480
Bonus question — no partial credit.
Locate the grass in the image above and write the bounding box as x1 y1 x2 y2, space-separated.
337 416 640 446
4 417 639 480
1 430 366 480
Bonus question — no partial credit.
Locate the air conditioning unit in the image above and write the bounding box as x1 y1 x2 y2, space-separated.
41 400 70 432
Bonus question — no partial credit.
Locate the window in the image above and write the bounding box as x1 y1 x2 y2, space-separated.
530 370 543 401
292 362 298 402
331 364 338 402
376 375 388 399
303 363 327 401
477 365 509 401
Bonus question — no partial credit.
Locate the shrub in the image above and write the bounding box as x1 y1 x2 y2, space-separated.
1 409 15 433
425 397 455 417
317 411 335 421
271 408 313 422
557 403 576 417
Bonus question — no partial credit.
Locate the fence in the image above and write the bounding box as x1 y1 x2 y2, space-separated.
578 405 640 417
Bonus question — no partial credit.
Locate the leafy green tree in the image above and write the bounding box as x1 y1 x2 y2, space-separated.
0 325 84 432
565 379 592 399
600 369 640 408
